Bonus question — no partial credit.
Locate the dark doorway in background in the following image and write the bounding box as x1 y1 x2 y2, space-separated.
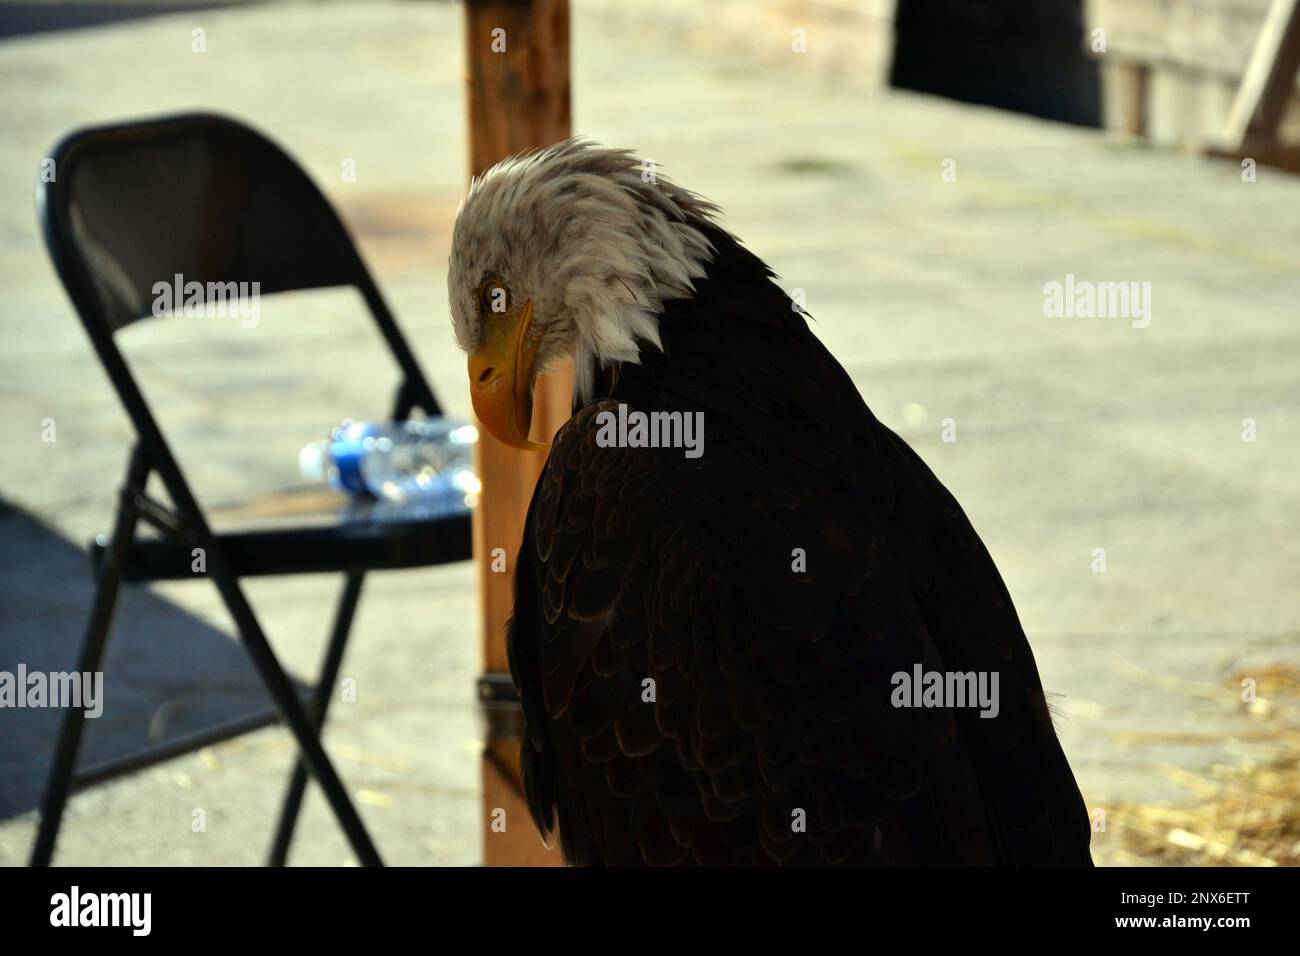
890 0 1103 127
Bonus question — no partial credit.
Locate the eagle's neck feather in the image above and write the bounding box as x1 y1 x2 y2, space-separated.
570 209 720 405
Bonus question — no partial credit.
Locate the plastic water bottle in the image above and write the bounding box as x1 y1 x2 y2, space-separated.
299 419 480 511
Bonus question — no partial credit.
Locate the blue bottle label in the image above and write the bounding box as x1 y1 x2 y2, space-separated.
329 421 379 496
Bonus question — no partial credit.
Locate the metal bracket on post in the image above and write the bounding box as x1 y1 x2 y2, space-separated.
477 672 523 743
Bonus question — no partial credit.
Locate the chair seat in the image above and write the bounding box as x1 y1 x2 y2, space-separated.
92 486 474 581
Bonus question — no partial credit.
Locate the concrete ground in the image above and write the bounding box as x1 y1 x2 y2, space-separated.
1 0 1298 866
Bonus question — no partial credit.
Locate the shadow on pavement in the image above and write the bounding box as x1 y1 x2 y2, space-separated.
0 2 245 42
0 495 284 820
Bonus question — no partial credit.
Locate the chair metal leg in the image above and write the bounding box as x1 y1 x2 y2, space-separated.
267 571 365 866
206 564 383 866
30 448 148 867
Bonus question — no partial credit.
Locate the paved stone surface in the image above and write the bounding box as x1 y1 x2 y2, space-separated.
1 0 1298 866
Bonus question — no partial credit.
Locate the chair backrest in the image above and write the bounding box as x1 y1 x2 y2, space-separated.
39 112 441 417
38 113 447 536
37 113 450 530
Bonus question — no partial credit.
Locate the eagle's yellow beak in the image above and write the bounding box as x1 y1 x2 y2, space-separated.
468 299 550 452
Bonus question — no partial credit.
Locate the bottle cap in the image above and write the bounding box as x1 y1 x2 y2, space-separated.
299 441 328 482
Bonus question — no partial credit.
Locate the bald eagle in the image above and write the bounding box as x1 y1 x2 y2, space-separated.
449 139 1092 866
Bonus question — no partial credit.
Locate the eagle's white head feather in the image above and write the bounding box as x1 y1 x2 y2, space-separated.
448 138 723 405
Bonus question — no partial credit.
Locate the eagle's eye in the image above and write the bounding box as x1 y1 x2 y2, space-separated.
479 279 510 316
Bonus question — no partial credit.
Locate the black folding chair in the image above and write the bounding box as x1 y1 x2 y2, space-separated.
31 113 472 866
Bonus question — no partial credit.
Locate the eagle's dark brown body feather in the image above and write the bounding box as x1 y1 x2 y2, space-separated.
508 225 1093 866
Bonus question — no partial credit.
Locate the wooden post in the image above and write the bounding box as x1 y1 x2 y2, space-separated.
464 0 570 867
1116 62 1150 138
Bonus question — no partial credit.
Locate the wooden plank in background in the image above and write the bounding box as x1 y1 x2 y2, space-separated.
1222 0 1300 144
